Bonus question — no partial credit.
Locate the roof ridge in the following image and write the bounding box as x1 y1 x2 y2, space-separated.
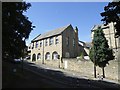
32 34 41 41
40 24 71 35
32 24 72 42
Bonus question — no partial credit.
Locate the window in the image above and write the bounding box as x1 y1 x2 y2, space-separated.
32 43 34 49
35 42 38 48
40 41 42 47
45 39 48 46
49 37 54 45
55 36 59 44
73 38 75 47
66 37 69 46
37 53 41 60
32 54 36 61
52 52 58 60
45 52 50 60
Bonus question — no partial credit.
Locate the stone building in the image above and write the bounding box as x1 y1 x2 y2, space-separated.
78 41 91 59
91 22 119 60
27 24 81 62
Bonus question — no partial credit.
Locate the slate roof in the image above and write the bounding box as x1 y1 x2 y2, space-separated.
78 41 92 48
32 24 72 42
91 24 109 32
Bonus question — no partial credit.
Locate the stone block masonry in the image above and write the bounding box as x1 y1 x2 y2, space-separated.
62 59 118 81
29 58 118 82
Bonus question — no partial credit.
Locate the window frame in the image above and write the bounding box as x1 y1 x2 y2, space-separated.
40 41 42 47
49 37 54 45
37 53 41 60
46 52 50 60
55 36 59 44
45 39 48 46
35 42 38 48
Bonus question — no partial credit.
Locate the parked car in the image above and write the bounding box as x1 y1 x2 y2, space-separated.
14 58 22 64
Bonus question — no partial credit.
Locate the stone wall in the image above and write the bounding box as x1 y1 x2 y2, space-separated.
62 59 94 77
117 37 120 83
62 59 118 80
30 58 118 81
45 60 60 68
96 60 118 80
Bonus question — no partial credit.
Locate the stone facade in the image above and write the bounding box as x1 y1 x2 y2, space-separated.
66 59 118 81
61 59 118 81
29 58 118 81
26 23 119 82
62 26 79 58
91 22 119 60
28 24 81 62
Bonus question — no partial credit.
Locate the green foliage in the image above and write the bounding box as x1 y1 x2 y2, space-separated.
101 1 120 37
80 52 83 59
89 47 95 64
2 2 35 60
89 27 114 68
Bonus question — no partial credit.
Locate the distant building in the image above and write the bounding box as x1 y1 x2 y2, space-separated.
91 22 119 60
78 41 91 60
28 24 82 62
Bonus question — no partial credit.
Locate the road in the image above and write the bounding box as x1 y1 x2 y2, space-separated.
2 60 120 89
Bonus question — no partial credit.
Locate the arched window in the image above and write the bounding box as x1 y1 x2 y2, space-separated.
52 51 58 60
37 53 41 60
32 54 36 61
45 52 50 60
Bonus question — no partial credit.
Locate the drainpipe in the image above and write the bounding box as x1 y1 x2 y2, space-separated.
42 40 44 64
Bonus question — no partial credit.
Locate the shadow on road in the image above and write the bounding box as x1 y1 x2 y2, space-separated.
2 61 120 89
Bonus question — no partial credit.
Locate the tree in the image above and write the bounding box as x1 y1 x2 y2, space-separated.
80 52 84 59
2 2 35 60
101 1 120 37
89 27 114 78
89 46 97 78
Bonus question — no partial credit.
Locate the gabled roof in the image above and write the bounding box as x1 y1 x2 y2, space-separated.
78 41 92 48
91 24 102 32
78 40 85 47
32 34 41 41
91 24 109 32
32 24 72 42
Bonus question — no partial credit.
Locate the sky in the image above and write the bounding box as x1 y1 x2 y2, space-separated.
24 2 109 46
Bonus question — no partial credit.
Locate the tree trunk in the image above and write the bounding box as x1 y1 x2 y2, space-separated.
102 67 105 78
94 64 96 78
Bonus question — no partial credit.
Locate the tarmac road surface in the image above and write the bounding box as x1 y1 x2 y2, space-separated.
2 60 120 89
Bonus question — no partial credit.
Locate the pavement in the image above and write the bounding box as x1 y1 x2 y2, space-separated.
26 60 120 85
